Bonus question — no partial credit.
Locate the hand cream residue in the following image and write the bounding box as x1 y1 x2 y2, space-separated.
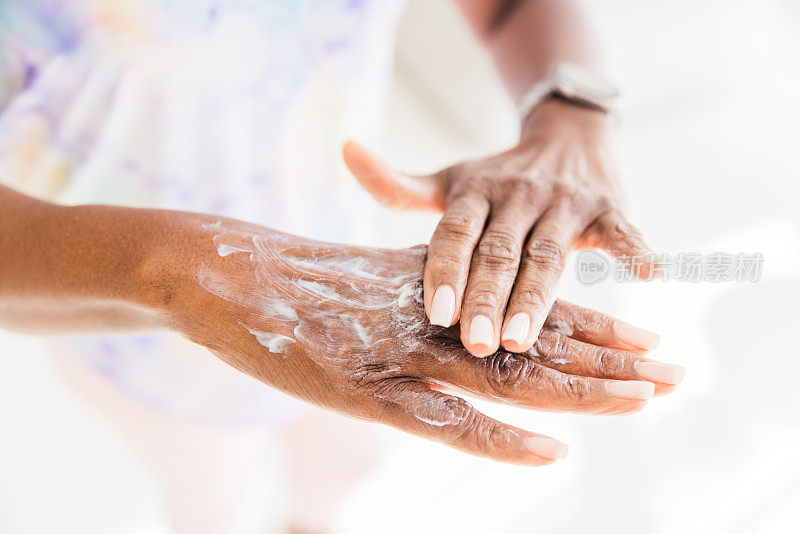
196 224 462 427
243 324 295 355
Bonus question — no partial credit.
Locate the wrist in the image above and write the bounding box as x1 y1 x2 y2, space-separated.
135 209 217 325
136 211 281 332
520 96 613 143
56 204 185 327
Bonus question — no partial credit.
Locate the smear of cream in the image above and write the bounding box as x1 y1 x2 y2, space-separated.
196 267 298 322
216 243 253 257
351 319 372 347
379 388 471 427
201 224 425 398
547 317 574 337
396 282 418 308
243 324 295 354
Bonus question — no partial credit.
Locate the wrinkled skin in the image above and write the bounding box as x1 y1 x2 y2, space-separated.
344 99 657 357
155 218 674 466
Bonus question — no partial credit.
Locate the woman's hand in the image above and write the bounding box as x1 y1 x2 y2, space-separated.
344 99 656 357
149 216 682 466
0 188 680 465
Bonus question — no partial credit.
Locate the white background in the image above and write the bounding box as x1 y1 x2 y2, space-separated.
1 0 799 532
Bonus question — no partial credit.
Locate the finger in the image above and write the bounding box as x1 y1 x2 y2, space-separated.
342 139 446 211
421 349 654 415
532 330 685 386
500 206 583 353
378 380 567 465
459 197 540 357
545 299 661 353
652 384 678 397
580 210 658 280
425 379 645 414
423 194 490 328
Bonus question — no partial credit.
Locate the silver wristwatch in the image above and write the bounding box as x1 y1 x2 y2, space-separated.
518 62 622 121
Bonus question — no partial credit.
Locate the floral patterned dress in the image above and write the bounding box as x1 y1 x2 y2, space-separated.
0 0 406 423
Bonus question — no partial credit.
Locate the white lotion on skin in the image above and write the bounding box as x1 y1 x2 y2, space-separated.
377 388 470 427
547 317 574 337
244 325 295 354
216 243 253 257
199 225 442 424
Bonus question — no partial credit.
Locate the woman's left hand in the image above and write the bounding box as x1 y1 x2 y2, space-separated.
344 98 656 357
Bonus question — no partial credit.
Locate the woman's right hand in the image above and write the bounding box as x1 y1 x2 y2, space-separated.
147 216 684 466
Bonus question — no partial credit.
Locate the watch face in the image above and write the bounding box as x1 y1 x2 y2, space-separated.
555 63 621 110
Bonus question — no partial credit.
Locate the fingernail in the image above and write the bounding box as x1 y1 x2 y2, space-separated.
636 361 685 385
615 322 660 351
501 313 530 349
468 315 494 353
524 436 569 460
605 380 655 400
429 285 456 327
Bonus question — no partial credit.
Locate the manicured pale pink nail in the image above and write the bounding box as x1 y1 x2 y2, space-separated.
468 315 494 354
524 436 569 460
501 313 530 349
429 285 456 327
636 361 685 385
615 322 660 351
605 380 655 400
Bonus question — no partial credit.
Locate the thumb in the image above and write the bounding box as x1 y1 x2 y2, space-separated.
342 139 446 212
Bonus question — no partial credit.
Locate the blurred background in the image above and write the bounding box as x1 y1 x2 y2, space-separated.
1 0 799 532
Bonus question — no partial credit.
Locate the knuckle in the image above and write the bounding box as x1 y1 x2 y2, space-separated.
513 285 550 311
425 394 473 430
531 330 557 356
557 297 580 313
449 171 485 194
575 308 612 337
454 414 515 455
524 238 566 272
347 358 398 389
551 334 571 357
441 400 479 442
437 210 481 241
597 349 625 377
560 375 591 401
484 352 528 394
483 421 517 453
377 382 479 441
544 315 574 337
466 287 503 309
507 179 536 200
556 188 587 209
576 305 600 325
535 334 577 365
555 184 612 211
564 188 612 213
476 231 521 269
522 360 548 386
